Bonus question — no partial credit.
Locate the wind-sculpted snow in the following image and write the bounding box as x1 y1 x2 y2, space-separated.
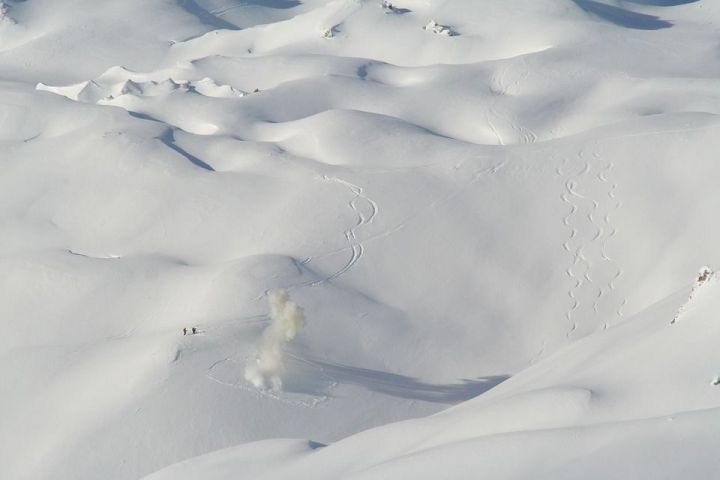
4 0 720 479
37 67 245 103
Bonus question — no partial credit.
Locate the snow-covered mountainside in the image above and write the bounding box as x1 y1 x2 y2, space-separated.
143 270 720 479
2 1 720 479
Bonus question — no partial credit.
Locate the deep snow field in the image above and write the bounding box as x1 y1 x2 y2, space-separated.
2 0 720 478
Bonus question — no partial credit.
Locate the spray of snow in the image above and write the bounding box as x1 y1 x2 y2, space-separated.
244 290 306 390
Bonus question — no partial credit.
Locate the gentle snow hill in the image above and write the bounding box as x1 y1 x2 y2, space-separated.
3 0 720 479
142 273 720 479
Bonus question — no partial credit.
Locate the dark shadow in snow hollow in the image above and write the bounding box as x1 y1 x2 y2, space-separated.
281 355 509 404
127 111 215 171
176 0 240 30
241 0 301 7
386 7 411 15
623 0 698 5
159 129 215 171
572 0 673 30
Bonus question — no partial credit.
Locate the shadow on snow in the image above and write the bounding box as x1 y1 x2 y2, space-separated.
572 0 674 30
176 0 241 30
282 355 509 404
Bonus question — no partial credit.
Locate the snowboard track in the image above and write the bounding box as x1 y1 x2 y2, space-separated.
558 149 626 339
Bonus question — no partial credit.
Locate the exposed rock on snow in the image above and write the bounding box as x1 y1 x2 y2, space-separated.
381 1 409 14
423 20 456 36
323 25 341 38
671 266 714 325
0 1 15 24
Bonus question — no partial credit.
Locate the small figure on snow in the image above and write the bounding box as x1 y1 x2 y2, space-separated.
183 327 187 336
192 327 197 335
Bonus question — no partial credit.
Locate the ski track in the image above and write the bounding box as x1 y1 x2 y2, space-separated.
557 149 626 341
597 159 626 325
529 339 547 365
304 176 377 286
560 152 592 338
204 329 339 409
206 355 335 408
349 158 508 249
488 61 537 145
265 156 504 299
262 175 378 298
485 109 505 145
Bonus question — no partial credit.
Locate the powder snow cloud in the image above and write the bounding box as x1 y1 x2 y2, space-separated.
245 290 306 390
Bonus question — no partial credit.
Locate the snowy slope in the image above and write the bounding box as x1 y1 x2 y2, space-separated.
3 0 720 479
142 272 720 479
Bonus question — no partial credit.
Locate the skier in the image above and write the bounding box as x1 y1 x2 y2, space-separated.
192 327 197 335
183 327 187 336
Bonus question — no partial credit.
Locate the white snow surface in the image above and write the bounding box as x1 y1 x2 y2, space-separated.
2 0 720 479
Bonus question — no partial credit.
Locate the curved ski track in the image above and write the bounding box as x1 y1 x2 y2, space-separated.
557 149 625 339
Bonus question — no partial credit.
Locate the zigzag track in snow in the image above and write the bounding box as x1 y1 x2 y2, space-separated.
557 149 626 339
250 174 379 301
595 157 625 326
487 61 537 145
558 155 594 338
275 175 378 295
313 176 377 285
352 158 507 248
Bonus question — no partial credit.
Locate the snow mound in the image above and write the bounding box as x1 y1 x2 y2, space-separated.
38 72 243 104
191 77 244 98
